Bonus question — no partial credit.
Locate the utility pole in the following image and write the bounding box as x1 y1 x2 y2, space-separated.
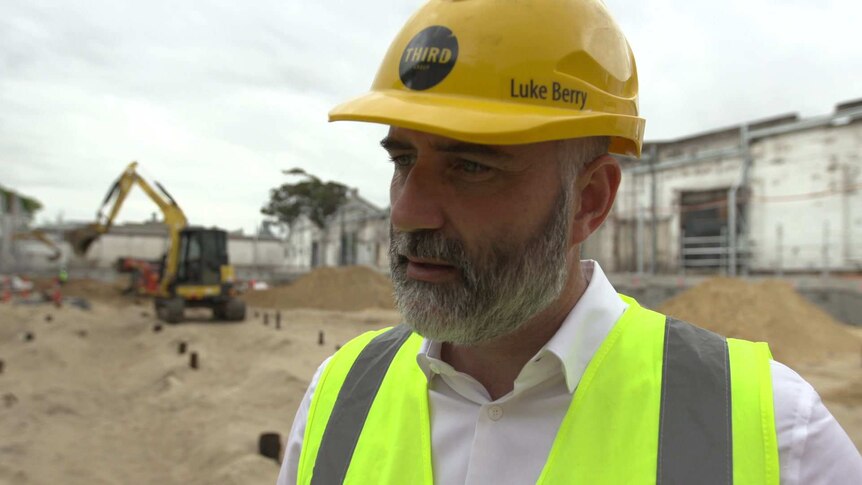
728 186 737 277
636 205 645 276
649 144 658 274
776 224 783 277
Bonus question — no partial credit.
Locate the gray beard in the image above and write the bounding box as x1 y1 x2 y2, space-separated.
389 189 571 345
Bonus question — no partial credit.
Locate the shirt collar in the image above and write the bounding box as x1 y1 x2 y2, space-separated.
542 260 627 392
415 260 628 393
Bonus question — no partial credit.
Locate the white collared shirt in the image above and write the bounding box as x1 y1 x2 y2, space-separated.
278 261 862 484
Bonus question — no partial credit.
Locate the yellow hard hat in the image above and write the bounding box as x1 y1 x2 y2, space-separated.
329 0 645 157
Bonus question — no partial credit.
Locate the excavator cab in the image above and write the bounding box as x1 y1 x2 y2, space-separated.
175 228 227 286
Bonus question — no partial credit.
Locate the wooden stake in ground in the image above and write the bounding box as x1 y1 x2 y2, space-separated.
178 342 187 354
190 352 199 370
258 432 282 462
318 330 325 346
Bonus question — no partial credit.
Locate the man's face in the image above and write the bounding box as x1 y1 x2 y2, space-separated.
383 127 574 345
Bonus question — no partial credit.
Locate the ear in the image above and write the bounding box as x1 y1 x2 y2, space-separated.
569 155 621 246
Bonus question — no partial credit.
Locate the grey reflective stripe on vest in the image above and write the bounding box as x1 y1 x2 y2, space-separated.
311 325 413 485
658 317 732 485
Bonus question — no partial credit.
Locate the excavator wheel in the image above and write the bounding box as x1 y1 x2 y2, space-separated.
156 297 185 324
224 298 246 322
212 303 227 320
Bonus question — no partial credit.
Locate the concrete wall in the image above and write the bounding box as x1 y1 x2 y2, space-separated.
748 122 862 272
11 229 288 277
227 237 286 268
603 110 862 275
603 131 746 273
77 233 169 267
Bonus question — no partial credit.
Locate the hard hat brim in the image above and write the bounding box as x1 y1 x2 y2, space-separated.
329 90 645 157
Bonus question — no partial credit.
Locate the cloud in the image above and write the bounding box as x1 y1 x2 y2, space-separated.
2 0 860 233
615 0 862 138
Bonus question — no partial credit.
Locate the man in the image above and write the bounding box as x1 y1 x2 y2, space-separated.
278 0 862 483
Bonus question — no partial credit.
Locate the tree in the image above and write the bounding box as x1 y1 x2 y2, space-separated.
260 169 349 229
1 188 42 215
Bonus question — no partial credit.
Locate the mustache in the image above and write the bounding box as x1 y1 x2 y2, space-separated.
390 229 470 269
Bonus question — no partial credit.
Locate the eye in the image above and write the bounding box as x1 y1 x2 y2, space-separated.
455 159 492 175
387 154 415 169
451 158 495 182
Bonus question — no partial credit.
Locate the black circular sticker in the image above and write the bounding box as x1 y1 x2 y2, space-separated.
399 26 459 91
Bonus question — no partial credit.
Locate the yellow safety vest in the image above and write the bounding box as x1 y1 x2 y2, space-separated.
297 295 779 484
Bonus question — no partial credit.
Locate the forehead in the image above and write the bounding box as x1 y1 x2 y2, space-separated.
384 126 561 163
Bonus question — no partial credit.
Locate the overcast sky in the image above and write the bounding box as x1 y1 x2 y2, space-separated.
2 0 860 233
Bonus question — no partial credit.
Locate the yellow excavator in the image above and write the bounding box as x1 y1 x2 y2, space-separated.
66 161 246 323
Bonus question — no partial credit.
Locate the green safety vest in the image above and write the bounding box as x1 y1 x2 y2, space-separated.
297 295 779 484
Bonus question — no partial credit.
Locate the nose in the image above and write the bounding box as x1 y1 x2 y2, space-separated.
390 163 446 233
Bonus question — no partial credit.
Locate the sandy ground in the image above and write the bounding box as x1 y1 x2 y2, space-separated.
1 298 859 484
0 299 397 485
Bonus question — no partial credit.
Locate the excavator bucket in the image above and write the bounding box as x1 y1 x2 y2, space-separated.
65 224 104 256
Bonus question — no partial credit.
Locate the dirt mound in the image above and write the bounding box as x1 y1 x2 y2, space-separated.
658 277 861 366
62 278 127 302
242 266 395 311
29 277 127 302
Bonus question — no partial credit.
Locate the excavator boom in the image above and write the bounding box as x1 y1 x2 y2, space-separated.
66 162 188 257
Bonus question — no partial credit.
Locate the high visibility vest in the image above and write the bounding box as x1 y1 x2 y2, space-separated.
297 295 779 484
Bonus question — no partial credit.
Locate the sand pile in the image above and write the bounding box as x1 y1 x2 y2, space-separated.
61 278 127 302
29 277 127 303
658 277 860 366
242 266 395 311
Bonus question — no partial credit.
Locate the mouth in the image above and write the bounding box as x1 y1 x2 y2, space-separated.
400 255 459 283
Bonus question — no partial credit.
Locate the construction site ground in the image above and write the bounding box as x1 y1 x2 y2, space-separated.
1 269 860 484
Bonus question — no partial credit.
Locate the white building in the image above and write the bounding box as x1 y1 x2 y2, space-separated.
585 98 862 274
0 186 41 273
282 190 390 272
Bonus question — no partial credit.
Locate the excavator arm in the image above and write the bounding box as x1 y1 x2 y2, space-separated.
65 161 188 295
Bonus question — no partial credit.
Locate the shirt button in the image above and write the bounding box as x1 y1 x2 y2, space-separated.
487 405 504 421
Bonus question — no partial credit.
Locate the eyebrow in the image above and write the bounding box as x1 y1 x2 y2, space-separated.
379 137 412 151
379 136 512 159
